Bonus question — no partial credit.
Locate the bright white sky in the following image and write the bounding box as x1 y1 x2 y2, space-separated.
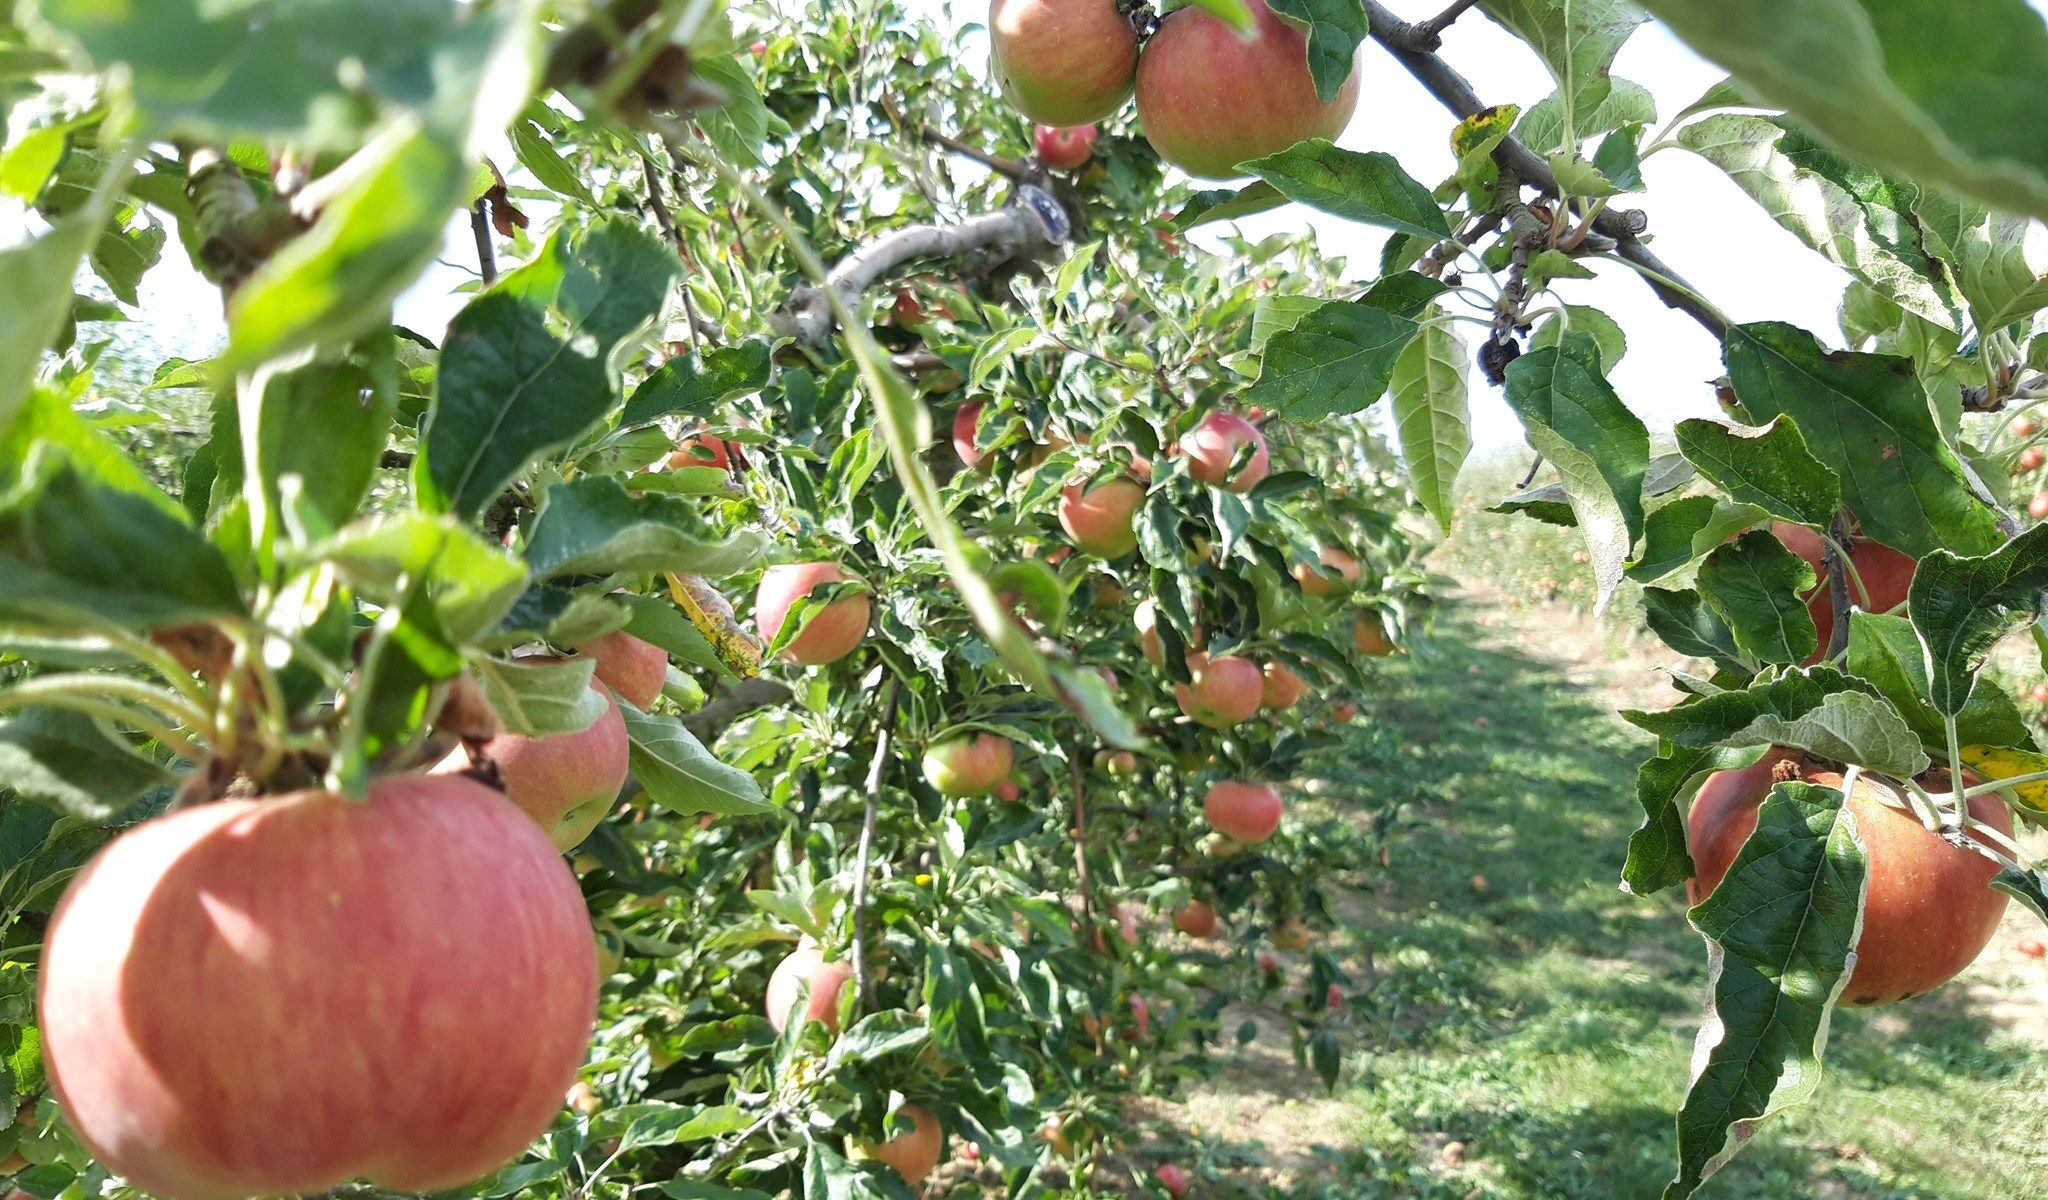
83 2 1872 452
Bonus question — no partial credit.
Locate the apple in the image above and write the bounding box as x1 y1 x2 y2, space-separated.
2031 492 2048 520
1255 950 1281 973
2033 683 2048 705
1125 993 1151 1039
1352 612 1395 657
749 39 768 56
1135 0 1360 179
1175 652 1263 729
565 1081 602 1116
854 1104 944 1185
1059 475 1147 558
576 629 668 710
952 401 985 468
1687 749 2011 1005
996 778 1022 803
766 941 856 1034
1173 899 1219 939
2022 447 2046 473
1203 780 1283 844
923 732 1016 797
41 774 596 1200
990 0 1138 125
1155 1162 1192 1198
439 666 630 851
667 433 731 472
755 562 871 665
1036 123 1099 169
1178 411 1270 492
1330 701 1358 724
1272 917 1312 950
2015 415 2040 438
1765 522 1914 664
1260 661 1307 710
1325 984 1343 1010
1292 545 1361 597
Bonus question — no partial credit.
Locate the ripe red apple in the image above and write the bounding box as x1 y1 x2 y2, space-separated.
1059 476 1146 558
1261 661 1307 710
1272 917 1312 950
1135 0 1360 179
1125 993 1151 1039
1687 750 2011 1005
440 666 630 850
41 774 596 1200
855 1104 944 1185
1134 597 1187 665
1035 123 1099 169
1352 612 1395 657
2022 447 2046 473
1292 545 1360 597
1330 701 1358 723
989 0 1138 125
1175 652 1264 729
1766 522 1914 664
755 562 871 665
1178 411 1270 492
1155 1162 1192 1198
1255 950 1280 972
923 732 1016 797
2016 415 2041 438
766 941 855 1034
2032 683 2048 705
1173 899 1219 939
952 401 986 468
2031 492 2048 520
667 433 731 471
749 39 768 56
576 629 668 710
1203 780 1283 844
1325 983 1343 1010
996 778 1022 803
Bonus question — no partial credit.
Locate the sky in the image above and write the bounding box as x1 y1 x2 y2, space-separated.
56 1 1868 454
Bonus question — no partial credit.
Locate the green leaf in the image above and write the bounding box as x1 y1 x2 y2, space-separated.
1637 0 2048 222
510 117 595 206
89 201 165 305
620 341 773 428
0 151 124 428
1909 523 2048 716
1674 416 1840 529
1264 0 1368 103
1640 585 1745 672
239 332 399 555
1723 322 2003 560
0 708 170 820
1502 332 1648 609
525 475 765 580
619 699 771 816
1246 300 1418 420
297 513 527 642
693 55 770 168
472 655 605 737
1910 192 2048 336
1666 781 1865 1199
1480 0 1647 129
1696 530 1818 665
829 1010 931 1065
1173 181 1285 228
1244 140 1450 240
597 1102 750 1153
1517 78 1655 149
1848 611 2031 754
1388 320 1470 532
1529 304 1626 370
1627 496 1771 585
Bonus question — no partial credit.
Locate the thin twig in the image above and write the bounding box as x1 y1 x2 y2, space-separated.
1068 746 1095 946
849 680 900 1004
1823 512 1853 661
1516 454 1546 489
1410 0 1483 47
469 201 498 284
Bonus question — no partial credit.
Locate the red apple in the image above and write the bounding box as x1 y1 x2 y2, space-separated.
440 666 630 851
1135 0 1360 179
755 562 871 665
1175 652 1263 729
952 401 986 468
576 629 667 710
1155 1162 1192 1198
1255 950 1281 972
1292 546 1360 597
1765 522 1914 664
855 1104 944 1185
990 0 1138 125
2015 415 2040 438
2022 447 2046 473
667 434 731 472
1125 993 1151 1039
1352 612 1394 657
766 941 855 1034
1059 476 1146 558
1260 661 1307 710
1035 123 1099 169
2019 938 2046 959
1330 701 1358 723
923 732 1016 798
1173 900 1219 939
2031 492 2048 520
1178 411 1270 492
1203 781 1283 844
996 778 1022 803
41 775 596 1200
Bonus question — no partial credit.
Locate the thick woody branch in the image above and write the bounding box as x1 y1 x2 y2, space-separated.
774 194 1070 344
1359 1 1728 340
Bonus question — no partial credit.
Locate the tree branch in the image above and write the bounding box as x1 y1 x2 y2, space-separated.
918 126 1031 181
1823 514 1853 661
680 676 791 742
849 680 900 1004
469 201 498 285
1379 0 1483 49
773 190 1070 343
1358 2 1729 340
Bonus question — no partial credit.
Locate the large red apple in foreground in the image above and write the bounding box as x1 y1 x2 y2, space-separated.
1765 522 1915 664
41 775 597 1200
1687 750 2010 1006
1135 0 1360 179
1035 123 1098 169
577 629 668 709
1059 476 1146 558
1175 652 1263 729
923 732 1016 797
855 1104 945 1184
766 941 856 1034
755 562 871 665
440 666 630 851
1203 780 1283 844
1178 411 1270 492
990 0 1138 125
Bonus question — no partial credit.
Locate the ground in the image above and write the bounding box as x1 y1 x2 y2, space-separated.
1128 586 2048 1200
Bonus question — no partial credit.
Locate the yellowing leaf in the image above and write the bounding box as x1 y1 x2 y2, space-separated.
1958 745 2048 820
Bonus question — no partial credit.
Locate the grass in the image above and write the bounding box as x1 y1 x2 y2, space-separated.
1160 592 2048 1200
